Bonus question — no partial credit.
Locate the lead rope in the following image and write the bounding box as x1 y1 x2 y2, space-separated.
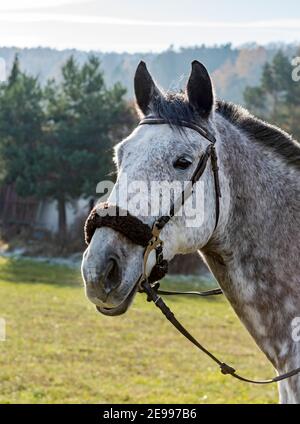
139 219 300 385
140 279 300 384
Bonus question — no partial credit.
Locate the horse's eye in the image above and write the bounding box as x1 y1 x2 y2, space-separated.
173 157 192 170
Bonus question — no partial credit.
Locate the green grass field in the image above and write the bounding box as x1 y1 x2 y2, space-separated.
0 257 277 403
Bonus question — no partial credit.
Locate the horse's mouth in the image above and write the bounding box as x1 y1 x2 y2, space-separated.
95 282 138 316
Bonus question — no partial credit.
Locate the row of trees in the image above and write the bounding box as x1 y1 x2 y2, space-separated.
244 50 300 141
0 55 135 239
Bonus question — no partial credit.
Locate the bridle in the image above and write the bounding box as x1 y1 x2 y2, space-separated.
84 117 300 385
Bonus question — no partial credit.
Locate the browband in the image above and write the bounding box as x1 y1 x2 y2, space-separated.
139 117 217 144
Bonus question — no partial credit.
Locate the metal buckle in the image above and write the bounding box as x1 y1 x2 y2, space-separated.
151 221 162 238
137 221 164 291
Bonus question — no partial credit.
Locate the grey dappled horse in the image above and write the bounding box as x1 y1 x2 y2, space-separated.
82 61 300 403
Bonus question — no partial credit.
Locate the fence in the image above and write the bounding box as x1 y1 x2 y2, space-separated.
0 184 39 230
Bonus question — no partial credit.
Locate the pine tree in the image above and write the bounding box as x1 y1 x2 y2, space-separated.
0 55 45 197
43 55 135 238
0 54 135 241
244 50 300 141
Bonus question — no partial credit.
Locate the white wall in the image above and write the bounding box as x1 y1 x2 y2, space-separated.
36 198 90 233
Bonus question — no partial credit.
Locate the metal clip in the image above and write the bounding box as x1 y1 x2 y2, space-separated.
152 221 162 238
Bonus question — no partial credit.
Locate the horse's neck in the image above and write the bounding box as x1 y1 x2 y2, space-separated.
202 120 300 402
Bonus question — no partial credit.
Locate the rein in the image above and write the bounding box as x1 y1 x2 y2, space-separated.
84 117 300 385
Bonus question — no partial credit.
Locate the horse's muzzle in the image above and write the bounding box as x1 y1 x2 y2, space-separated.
83 252 123 302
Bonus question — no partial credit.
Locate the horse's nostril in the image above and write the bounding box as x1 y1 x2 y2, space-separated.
103 258 121 294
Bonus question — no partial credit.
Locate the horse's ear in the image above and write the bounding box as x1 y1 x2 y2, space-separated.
134 61 161 116
186 61 214 118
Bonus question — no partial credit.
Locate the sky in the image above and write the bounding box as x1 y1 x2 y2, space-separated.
0 0 299 52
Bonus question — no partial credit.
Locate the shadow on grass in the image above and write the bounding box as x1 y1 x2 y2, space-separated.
0 257 82 288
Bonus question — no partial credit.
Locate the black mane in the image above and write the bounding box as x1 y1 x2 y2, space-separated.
216 100 300 170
